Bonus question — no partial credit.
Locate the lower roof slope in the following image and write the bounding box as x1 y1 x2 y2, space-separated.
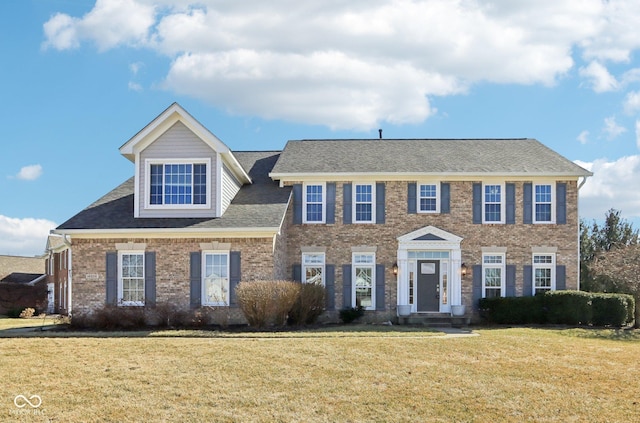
56 152 290 232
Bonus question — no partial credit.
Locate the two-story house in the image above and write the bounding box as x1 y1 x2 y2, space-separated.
52 103 592 323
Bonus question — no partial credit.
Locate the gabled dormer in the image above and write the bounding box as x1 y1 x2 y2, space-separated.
119 103 251 218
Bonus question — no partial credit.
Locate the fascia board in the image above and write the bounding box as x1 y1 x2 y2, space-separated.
52 227 280 239
270 172 592 182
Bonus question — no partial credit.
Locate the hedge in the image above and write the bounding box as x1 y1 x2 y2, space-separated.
479 291 634 327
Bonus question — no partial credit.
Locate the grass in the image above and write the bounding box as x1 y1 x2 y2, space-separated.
0 315 58 331
0 319 639 422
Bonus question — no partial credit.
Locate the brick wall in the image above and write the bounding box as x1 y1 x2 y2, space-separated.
284 180 580 318
71 236 281 322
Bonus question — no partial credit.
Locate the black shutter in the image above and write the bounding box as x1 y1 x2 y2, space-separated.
189 252 202 308
506 183 515 224
375 264 385 310
556 183 567 224
472 183 482 224
326 183 336 224
441 182 450 214
472 264 482 308
106 252 117 305
293 184 302 224
343 184 352 224
408 183 417 214
556 265 566 290
523 183 532 224
342 264 352 308
229 251 241 306
292 264 302 282
523 265 532 296
375 183 385 224
506 264 516 297
144 251 156 307
325 265 335 311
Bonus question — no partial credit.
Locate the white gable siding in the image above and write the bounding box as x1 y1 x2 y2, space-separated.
137 121 218 218
221 163 242 215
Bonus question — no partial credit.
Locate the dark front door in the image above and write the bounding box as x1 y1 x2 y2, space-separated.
417 260 440 312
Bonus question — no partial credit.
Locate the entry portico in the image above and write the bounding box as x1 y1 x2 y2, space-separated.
396 226 463 315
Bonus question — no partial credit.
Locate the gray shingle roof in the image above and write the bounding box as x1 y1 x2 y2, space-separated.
269 139 592 176
57 152 290 231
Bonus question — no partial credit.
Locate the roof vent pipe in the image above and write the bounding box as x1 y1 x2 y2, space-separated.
378 129 382 139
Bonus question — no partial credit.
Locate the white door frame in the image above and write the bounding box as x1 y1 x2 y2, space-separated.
397 226 463 314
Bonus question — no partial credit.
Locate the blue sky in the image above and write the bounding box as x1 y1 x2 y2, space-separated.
2 0 640 256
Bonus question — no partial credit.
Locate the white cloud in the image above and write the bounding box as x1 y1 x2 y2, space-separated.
14 164 43 181
603 116 626 140
129 61 143 75
576 156 640 223
0 215 56 257
41 0 640 130
623 90 640 114
128 81 143 91
43 0 156 51
577 130 589 145
636 120 640 150
578 61 619 92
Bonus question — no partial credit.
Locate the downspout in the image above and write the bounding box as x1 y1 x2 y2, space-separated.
61 234 73 315
576 176 590 291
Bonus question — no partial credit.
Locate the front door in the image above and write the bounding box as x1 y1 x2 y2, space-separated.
417 260 440 312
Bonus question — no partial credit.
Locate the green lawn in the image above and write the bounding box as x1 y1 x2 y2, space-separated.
1 319 639 422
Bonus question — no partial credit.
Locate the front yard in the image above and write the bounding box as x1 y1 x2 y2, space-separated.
1 319 639 422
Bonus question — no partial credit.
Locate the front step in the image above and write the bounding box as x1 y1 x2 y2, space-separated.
398 313 470 328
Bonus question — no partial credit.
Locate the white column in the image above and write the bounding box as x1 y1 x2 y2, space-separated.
450 248 462 306
396 250 409 305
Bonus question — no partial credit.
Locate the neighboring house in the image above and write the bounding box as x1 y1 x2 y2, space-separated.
52 103 592 323
0 255 47 315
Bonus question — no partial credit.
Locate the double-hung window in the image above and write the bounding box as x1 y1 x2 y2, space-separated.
303 183 325 223
353 253 375 310
482 253 505 298
354 183 375 223
119 251 145 306
532 254 555 295
533 183 554 223
147 159 210 208
202 251 229 306
418 183 439 213
302 253 325 285
483 184 504 223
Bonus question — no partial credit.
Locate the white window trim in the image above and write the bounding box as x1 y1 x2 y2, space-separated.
118 250 145 307
144 158 212 210
352 252 376 310
352 182 376 224
202 250 230 306
532 253 556 295
302 182 326 224
302 252 325 286
482 252 506 298
532 182 556 224
417 182 440 214
482 183 505 224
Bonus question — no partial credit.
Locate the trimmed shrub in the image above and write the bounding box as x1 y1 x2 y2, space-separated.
339 306 364 324
479 291 634 327
591 294 633 327
479 296 544 324
288 282 326 326
544 291 592 325
236 280 301 328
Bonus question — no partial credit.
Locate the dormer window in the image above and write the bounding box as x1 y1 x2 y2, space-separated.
145 159 211 209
